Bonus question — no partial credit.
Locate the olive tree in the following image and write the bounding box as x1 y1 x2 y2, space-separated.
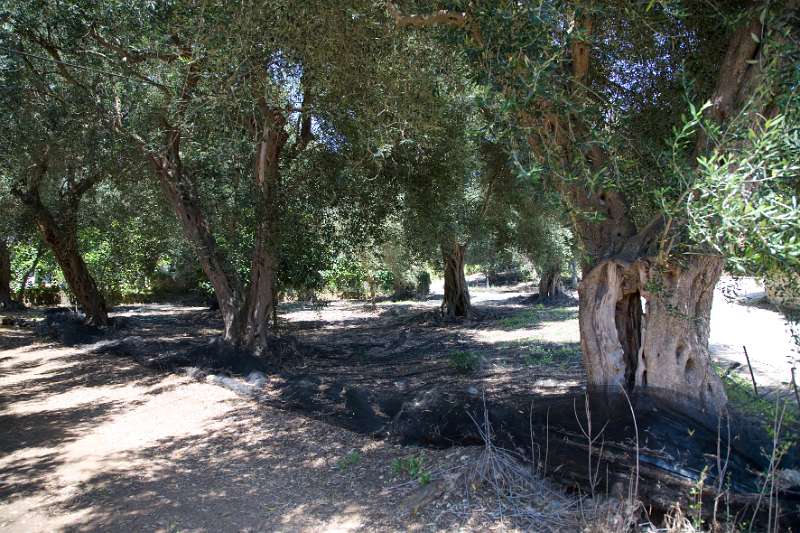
388 1 799 408
6 1 455 352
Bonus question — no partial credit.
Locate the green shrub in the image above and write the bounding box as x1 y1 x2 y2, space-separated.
337 450 362 470
448 350 481 374
23 286 63 306
374 270 395 293
322 257 367 299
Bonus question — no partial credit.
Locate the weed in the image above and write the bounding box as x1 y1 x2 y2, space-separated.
337 450 362 470
448 350 481 374
716 364 799 431
499 306 576 329
524 352 554 366
391 455 431 485
519 344 581 368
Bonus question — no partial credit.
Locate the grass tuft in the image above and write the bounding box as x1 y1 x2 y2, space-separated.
448 350 481 374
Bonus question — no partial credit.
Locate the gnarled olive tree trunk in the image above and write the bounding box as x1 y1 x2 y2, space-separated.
578 261 640 390
238 105 285 351
578 256 726 411
565 13 770 411
31 206 109 326
153 143 245 345
150 125 279 353
537 265 565 301
636 256 726 408
441 242 471 318
143 87 298 354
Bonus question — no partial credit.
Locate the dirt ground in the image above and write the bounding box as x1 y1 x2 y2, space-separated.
1 277 798 532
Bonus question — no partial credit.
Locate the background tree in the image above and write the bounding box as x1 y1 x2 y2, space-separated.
475 129 572 301
394 95 482 318
0 12 121 324
6 1 459 352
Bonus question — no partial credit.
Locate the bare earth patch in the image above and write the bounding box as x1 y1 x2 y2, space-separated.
0 325 520 532
1 278 798 532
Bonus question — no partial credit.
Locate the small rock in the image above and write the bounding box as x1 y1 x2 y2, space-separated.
247 370 267 386
183 367 203 379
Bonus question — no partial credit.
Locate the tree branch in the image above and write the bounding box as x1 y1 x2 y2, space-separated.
386 2 466 28
88 26 182 64
16 28 89 91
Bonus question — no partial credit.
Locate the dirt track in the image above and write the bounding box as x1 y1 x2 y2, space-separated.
1 279 798 532
0 322 510 532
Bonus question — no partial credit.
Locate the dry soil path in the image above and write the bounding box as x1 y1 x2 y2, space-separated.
0 323 492 533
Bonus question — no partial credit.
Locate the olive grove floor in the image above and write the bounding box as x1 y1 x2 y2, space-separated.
0 277 796 532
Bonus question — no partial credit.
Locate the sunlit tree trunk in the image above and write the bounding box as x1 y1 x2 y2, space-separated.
441 241 471 318
537 264 564 301
16 242 43 301
637 256 726 408
564 13 765 410
578 256 726 410
578 261 639 390
0 238 17 310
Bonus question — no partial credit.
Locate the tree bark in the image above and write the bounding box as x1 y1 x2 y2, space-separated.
31 209 109 325
237 105 285 352
578 256 726 411
578 261 637 390
146 103 288 353
558 13 771 410
537 265 565 301
152 130 246 345
0 239 18 310
14 156 108 325
441 242 471 318
636 256 726 411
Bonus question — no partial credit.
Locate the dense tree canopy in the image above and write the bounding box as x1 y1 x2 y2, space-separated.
0 0 797 409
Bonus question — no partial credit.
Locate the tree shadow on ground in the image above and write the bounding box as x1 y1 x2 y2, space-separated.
5 299 800 529
50 406 442 532
0 451 62 500
0 350 165 406
0 327 37 351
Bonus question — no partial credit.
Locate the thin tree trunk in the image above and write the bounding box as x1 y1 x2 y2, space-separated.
0 239 17 310
16 242 44 300
537 265 564 301
239 105 285 352
16 168 108 325
240 222 275 351
151 129 245 345
32 214 109 325
441 242 471 318
150 107 287 352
